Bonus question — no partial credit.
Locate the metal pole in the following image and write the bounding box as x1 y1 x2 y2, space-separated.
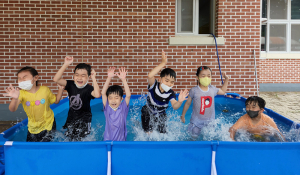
81 0 83 62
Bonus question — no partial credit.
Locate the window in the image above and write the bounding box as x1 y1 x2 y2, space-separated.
176 0 215 35
261 0 300 53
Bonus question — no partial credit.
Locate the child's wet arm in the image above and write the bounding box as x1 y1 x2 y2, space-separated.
268 119 286 141
55 87 64 104
148 51 167 86
148 62 166 86
101 77 112 107
229 127 236 141
171 100 182 110
91 77 101 98
181 96 192 117
218 79 229 95
53 63 68 86
8 98 20 112
122 79 131 106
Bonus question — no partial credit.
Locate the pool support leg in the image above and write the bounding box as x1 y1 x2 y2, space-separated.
106 141 113 175
211 141 219 175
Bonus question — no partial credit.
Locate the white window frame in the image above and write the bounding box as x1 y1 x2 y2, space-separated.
176 0 216 36
262 0 300 55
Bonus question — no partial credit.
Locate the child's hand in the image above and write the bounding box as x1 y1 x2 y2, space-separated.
91 69 96 79
161 50 167 64
107 67 117 78
178 89 189 103
64 56 73 65
223 72 229 80
116 67 128 80
57 84 65 90
3 84 20 99
181 115 185 123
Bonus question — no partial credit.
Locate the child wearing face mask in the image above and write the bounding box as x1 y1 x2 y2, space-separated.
53 56 101 141
181 66 229 138
3 66 64 142
229 96 284 141
101 67 131 141
141 50 189 134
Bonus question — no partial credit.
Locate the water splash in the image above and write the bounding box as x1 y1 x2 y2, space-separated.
283 121 300 142
52 124 103 142
7 94 300 143
127 94 189 141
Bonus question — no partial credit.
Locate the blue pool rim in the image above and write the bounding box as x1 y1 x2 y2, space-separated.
1 93 300 175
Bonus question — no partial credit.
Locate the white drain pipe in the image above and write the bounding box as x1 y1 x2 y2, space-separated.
253 50 259 96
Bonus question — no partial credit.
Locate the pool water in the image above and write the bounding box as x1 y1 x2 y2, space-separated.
6 95 299 142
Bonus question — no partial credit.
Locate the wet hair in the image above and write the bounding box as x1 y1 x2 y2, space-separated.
160 68 176 79
17 66 39 86
196 66 212 85
245 96 266 109
106 85 123 97
74 63 91 76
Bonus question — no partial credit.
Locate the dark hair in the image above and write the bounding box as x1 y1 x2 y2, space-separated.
17 66 39 86
160 68 176 79
196 66 212 76
245 96 266 109
106 85 123 97
196 66 212 85
74 63 92 76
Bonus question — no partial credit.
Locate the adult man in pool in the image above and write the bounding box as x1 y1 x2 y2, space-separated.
229 96 285 142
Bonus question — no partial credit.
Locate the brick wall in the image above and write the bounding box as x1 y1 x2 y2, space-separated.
260 59 300 83
0 0 261 104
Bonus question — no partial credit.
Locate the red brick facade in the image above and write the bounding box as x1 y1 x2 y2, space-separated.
0 0 261 104
260 59 300 83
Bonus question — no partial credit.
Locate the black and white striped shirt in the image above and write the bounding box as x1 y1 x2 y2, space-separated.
146 80 176 114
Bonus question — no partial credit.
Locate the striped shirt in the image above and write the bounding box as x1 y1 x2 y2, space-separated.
146 80 176 114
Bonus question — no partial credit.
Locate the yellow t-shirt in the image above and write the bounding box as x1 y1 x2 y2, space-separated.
18 86 56 134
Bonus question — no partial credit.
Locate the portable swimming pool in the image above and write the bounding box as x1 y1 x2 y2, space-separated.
0 93 299 175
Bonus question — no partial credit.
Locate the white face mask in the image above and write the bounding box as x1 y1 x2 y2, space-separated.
161 83 172 92
75 81 88 89
19 79 33 90
109 104 119 111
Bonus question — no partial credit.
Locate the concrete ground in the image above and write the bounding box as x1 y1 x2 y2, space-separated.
260 92 300 123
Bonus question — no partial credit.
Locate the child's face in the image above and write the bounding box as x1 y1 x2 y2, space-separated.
74 69 89 87
17 71 38 85
198 69 211 79
108 93 122 109
246 102 263 113
160 75 175 88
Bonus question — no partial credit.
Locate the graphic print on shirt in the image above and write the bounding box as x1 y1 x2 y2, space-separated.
200 96 212 115
70 94 83 110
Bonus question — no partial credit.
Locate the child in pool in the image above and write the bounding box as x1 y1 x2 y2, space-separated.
141 50 189 134
181 66 229 138
3 66 64 142
102 67 131 141
53 56 101 141
229 96 284 141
